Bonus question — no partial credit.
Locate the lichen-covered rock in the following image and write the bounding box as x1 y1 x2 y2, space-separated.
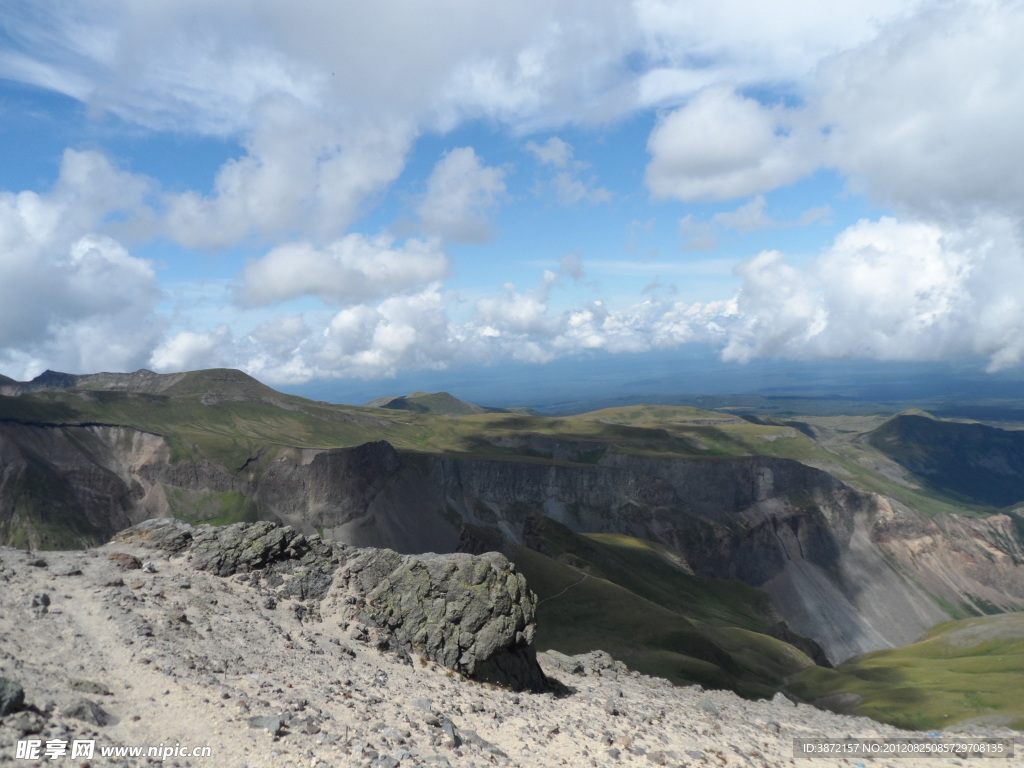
111 517 194 553
338 548 547 692
112 520 548 690
115 519 341 601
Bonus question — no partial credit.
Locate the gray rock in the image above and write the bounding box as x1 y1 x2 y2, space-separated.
0 677 25 716
112 517 194 553
342 548 547 692
457 728 509 758
62 698 116 726
116 519 548 691
247 714 284 736
439 716 461 748
4 710 45 735
540 649 585 675
117 519 340 601
772 691 796 708
70 679 112 696
29 593 50 613
696 695 720 718
410 697 433 714
107 552 142 570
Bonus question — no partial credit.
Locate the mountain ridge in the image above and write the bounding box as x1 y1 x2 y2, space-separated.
4 367 1024 730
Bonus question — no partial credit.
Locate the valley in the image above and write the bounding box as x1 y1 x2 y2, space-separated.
2 368 1024 731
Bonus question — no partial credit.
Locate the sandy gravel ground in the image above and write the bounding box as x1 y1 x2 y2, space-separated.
0 541 1019 768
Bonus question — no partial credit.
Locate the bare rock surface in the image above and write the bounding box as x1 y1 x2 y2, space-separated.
113 519 544 691
0 533 1019 767
335 548 546 693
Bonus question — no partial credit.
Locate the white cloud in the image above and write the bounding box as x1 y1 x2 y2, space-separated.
526 137 573 168
0 151 161 378
633 0 915 107
527 136 612 206
818 0 1024 222
679 215 718 251
559 251 585 280
551 173 613 206
722 216 1024 370
6 0 1024 386
712 196 775 234
235 234 448 307
646 85 817 201
475 283 560 337
150 326 234 373
313 286 453 379
165 97 415 248
680 195 832 246
416 147 507 242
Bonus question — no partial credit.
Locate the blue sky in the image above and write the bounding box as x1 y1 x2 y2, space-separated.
2 1 1024 405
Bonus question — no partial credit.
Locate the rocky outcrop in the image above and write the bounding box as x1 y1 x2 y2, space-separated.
336 548 545 692
114 519 547 690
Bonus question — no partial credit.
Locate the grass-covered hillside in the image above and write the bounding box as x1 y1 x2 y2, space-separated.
462 519 819 700
787 612 1024 730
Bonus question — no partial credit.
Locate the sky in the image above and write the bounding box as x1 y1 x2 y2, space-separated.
2 0 1024 405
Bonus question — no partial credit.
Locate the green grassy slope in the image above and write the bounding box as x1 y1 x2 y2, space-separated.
787 613 1024 730
367 391 493 415
465 521 817 699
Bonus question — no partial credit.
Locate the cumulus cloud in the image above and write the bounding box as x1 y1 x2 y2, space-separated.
150 326 234 373
466 266 734 365
0 150 162 379
165 97 415 249
313 286 454 379
632 0 914 106
416 148 507 242
818 0 1024 222
722 216 1024 371
5 0 1024 385
235 234 448 307
646 85 818 201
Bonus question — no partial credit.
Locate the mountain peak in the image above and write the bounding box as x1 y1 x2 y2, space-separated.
366 391 493 415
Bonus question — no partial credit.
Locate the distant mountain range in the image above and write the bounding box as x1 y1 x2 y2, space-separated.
3 367 1024 729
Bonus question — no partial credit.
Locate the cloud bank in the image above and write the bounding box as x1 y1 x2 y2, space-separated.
1 0 1023 385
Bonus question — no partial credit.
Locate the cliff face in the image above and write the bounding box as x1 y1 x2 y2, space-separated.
0 422 173 547
3 418 1024 664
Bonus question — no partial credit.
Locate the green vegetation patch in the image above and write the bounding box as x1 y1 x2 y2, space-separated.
787 613 1024 730
465 518 818 699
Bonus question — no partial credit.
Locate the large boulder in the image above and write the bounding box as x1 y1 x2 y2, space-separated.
337 548 547 692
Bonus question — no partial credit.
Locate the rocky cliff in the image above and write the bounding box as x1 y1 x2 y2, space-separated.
4 410 1023 665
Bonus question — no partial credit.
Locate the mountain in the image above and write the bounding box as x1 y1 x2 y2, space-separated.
869 412 1024 508
367 391 492 415
4 368 1024 729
